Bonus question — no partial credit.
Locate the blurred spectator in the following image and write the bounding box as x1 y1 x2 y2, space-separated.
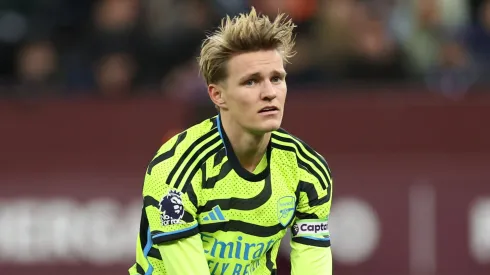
0 0 488 98
285 0 359 85
94 0 139 32
90 0 140 98
286 0 408 86
339 2 409 82
466 0 490 83
138 0 213 90
95 52 136 99
161 60 215 125
390 0 470 77
426 32 477 97
161 61 206 101
14 40 60 97
57 0 141 95
17 40 57 82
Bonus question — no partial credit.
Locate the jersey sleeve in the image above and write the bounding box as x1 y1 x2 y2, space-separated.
290 243 332 275
142 131 201 245
291 153 333 248
159 234 210 275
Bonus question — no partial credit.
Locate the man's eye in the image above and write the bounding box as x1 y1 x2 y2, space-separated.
271 76 281 83
245 79 256 86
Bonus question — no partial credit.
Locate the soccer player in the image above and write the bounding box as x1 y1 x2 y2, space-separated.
129 7 333 275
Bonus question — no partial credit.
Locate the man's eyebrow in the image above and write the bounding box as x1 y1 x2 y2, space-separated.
272 70 287 77
238 72 261 83
238 70 287 82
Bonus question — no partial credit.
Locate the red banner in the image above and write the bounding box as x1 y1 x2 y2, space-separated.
1 93 489 275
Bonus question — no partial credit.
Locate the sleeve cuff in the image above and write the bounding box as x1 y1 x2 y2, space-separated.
292 236 331 248
151 223 200 244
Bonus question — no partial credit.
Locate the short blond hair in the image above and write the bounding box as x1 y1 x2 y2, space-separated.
198 7 296 85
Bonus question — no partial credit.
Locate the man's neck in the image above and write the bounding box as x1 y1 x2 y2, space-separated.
220 115 270 172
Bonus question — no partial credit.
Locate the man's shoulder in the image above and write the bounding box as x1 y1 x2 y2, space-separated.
271 128 332 190
271 128 325 160
147 116 222 176
159 116 219 153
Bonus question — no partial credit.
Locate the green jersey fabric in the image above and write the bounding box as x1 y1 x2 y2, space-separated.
129 115 333 275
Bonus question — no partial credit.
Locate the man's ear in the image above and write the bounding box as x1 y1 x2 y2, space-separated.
208 84 226 109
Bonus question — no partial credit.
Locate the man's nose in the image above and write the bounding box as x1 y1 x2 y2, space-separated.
261 80 277 100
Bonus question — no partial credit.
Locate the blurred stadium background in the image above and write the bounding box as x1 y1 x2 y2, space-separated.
0 0 489 274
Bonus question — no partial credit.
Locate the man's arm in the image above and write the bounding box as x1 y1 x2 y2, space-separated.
291 243 332 275
130 234 209 275
290 215 333 275
159 234 209 274
134 131 215 275
290 152 333 275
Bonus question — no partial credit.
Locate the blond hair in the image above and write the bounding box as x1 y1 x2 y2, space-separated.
198 7 296 85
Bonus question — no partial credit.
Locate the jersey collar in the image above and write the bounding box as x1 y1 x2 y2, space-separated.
216 115 271 182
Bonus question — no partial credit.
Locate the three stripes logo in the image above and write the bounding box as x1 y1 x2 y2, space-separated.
200 205 228 224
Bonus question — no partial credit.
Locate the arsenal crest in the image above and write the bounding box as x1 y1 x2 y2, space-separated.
277 196 295 227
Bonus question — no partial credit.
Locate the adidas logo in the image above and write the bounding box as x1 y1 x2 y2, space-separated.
201 205 227 224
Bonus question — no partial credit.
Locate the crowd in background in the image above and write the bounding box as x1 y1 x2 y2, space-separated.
0 0 489 99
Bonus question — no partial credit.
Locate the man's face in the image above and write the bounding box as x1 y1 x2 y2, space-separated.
216 50 287 135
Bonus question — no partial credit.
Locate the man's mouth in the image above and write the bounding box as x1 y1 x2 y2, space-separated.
259 106 279 113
